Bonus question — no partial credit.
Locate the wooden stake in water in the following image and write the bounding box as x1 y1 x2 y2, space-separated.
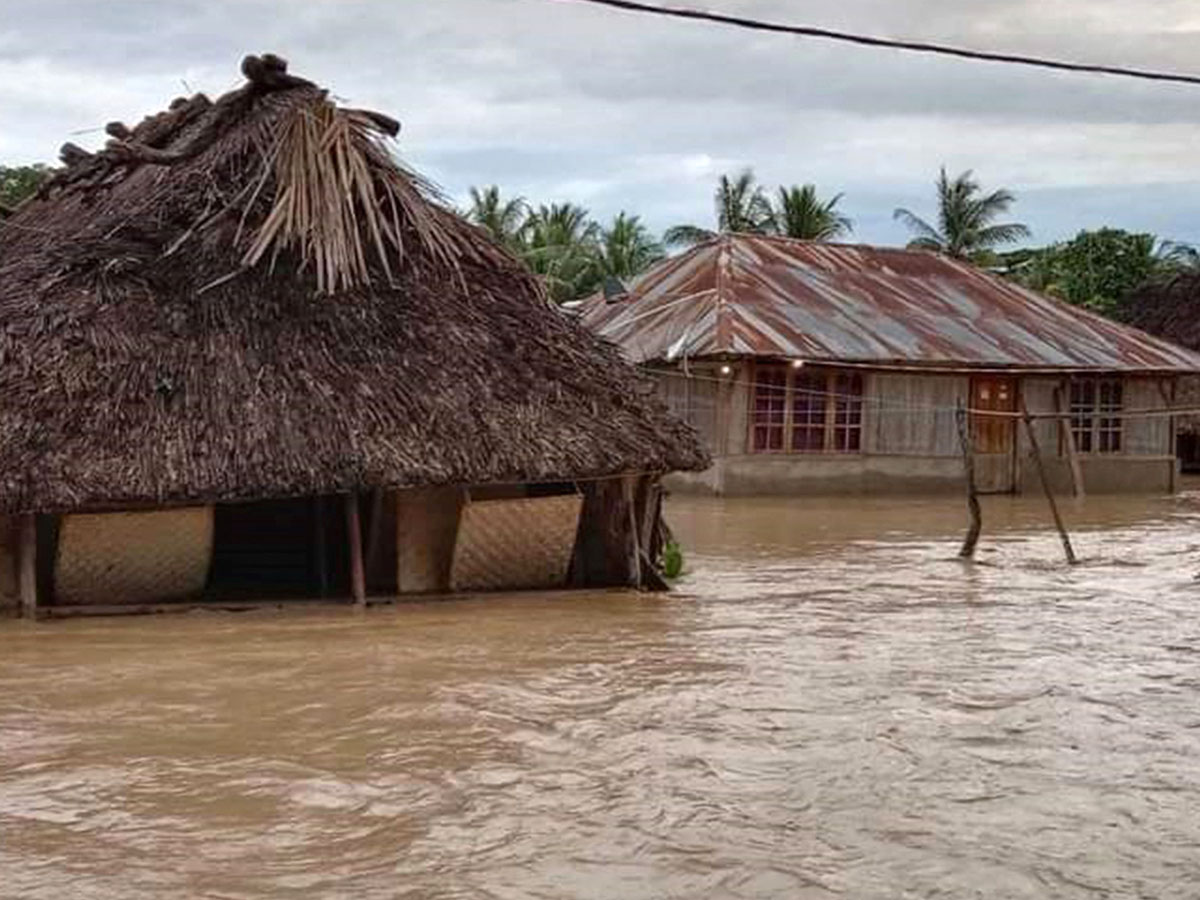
1020 400 1078 565
955 404 982 559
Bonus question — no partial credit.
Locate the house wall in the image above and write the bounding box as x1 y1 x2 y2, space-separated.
661 364 1180 496
1013 376 1176 495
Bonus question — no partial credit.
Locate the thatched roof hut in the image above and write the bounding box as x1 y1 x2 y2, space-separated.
0 55 705 616
1123 272 1200 466
1122 272 1200 352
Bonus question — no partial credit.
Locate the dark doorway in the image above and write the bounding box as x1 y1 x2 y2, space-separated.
207 496 348 599
1180 432 1200 474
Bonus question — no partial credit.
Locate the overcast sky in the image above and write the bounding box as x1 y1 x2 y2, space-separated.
3 0 1199 246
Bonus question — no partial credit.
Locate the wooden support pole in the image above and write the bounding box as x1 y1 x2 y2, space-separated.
1054 386 1085 498
955 404 982 559
345 493 366 605
1021 401 1077 565
623 476 643 589
18 514 38 618
1159 378 1179 493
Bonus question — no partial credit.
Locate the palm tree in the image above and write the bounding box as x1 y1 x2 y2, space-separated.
598 212 665 280
522 202 602 304
466 185 528 250
893 167 1030 263
772 184 852 242
664 169 773 247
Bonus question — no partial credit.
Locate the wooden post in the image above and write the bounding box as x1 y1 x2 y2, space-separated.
623 476 643 589
345 493 366 605
18 514 37 618
1159 378 1178 493
1053 387 1085 497
955 404 982 559
1021 400 1077 565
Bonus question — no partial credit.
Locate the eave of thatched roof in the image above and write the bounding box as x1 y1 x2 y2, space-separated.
1122 272 1200 353
0 54 707 514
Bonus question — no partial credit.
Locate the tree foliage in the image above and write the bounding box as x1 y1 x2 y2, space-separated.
773 184 852 241
894 167 1029 264
665 170 851 247
1006 228 1197 316
463 187 664 303
664 169 774 247
598 212 664 280
0 164 52 211
466 185 527 250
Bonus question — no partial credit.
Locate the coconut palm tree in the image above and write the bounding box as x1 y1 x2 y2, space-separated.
772 184 852 242
598 212 665 280
466 185 528 250
893 167 1030 263
664 169 773 247
522 202 602 304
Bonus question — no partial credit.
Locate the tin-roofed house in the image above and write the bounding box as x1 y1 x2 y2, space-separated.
0 55 706 618
580 234 1200 496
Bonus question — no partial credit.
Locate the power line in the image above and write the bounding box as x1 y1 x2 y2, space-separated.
560 0 1200 87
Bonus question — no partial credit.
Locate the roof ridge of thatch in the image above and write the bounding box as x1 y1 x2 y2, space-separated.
19 53 509 296
0 56 707 512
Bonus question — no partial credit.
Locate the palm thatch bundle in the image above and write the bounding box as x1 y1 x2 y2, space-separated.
0 54 706 514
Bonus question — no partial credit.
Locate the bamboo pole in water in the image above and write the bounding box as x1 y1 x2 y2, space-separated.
955 404 982 559
1021 400 1077 565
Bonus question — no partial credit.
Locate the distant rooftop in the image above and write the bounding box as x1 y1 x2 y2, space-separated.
580 234 1200 374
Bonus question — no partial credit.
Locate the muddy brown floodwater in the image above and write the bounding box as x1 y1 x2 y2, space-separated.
4 489 1200 899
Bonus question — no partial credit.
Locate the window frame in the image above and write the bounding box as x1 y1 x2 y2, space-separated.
748 363 865 455
1068 377 1124 456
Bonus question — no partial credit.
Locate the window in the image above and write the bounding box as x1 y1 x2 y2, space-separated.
751 367 787 451
791 371 827 451
751 365 865 454
831 372 864 452
1070 378 1122 454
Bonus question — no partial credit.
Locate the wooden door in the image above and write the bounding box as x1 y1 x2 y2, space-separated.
970 376 1017 492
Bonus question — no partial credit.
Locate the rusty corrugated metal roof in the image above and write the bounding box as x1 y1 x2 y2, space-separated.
579 234 1200 373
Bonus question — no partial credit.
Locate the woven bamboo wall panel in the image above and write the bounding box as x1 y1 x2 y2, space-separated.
450 494 582 592
55 507 214 606
396 486 463 594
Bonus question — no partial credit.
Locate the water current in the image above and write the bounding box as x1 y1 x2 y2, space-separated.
3 487 1200 898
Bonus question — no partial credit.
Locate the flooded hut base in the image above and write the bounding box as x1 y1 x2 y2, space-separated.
0 477 667 619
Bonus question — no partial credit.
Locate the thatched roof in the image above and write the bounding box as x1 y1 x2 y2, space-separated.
0 55 706 514
1122 272 1200 352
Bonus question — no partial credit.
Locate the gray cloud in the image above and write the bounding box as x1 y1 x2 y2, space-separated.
3 0 1199 245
